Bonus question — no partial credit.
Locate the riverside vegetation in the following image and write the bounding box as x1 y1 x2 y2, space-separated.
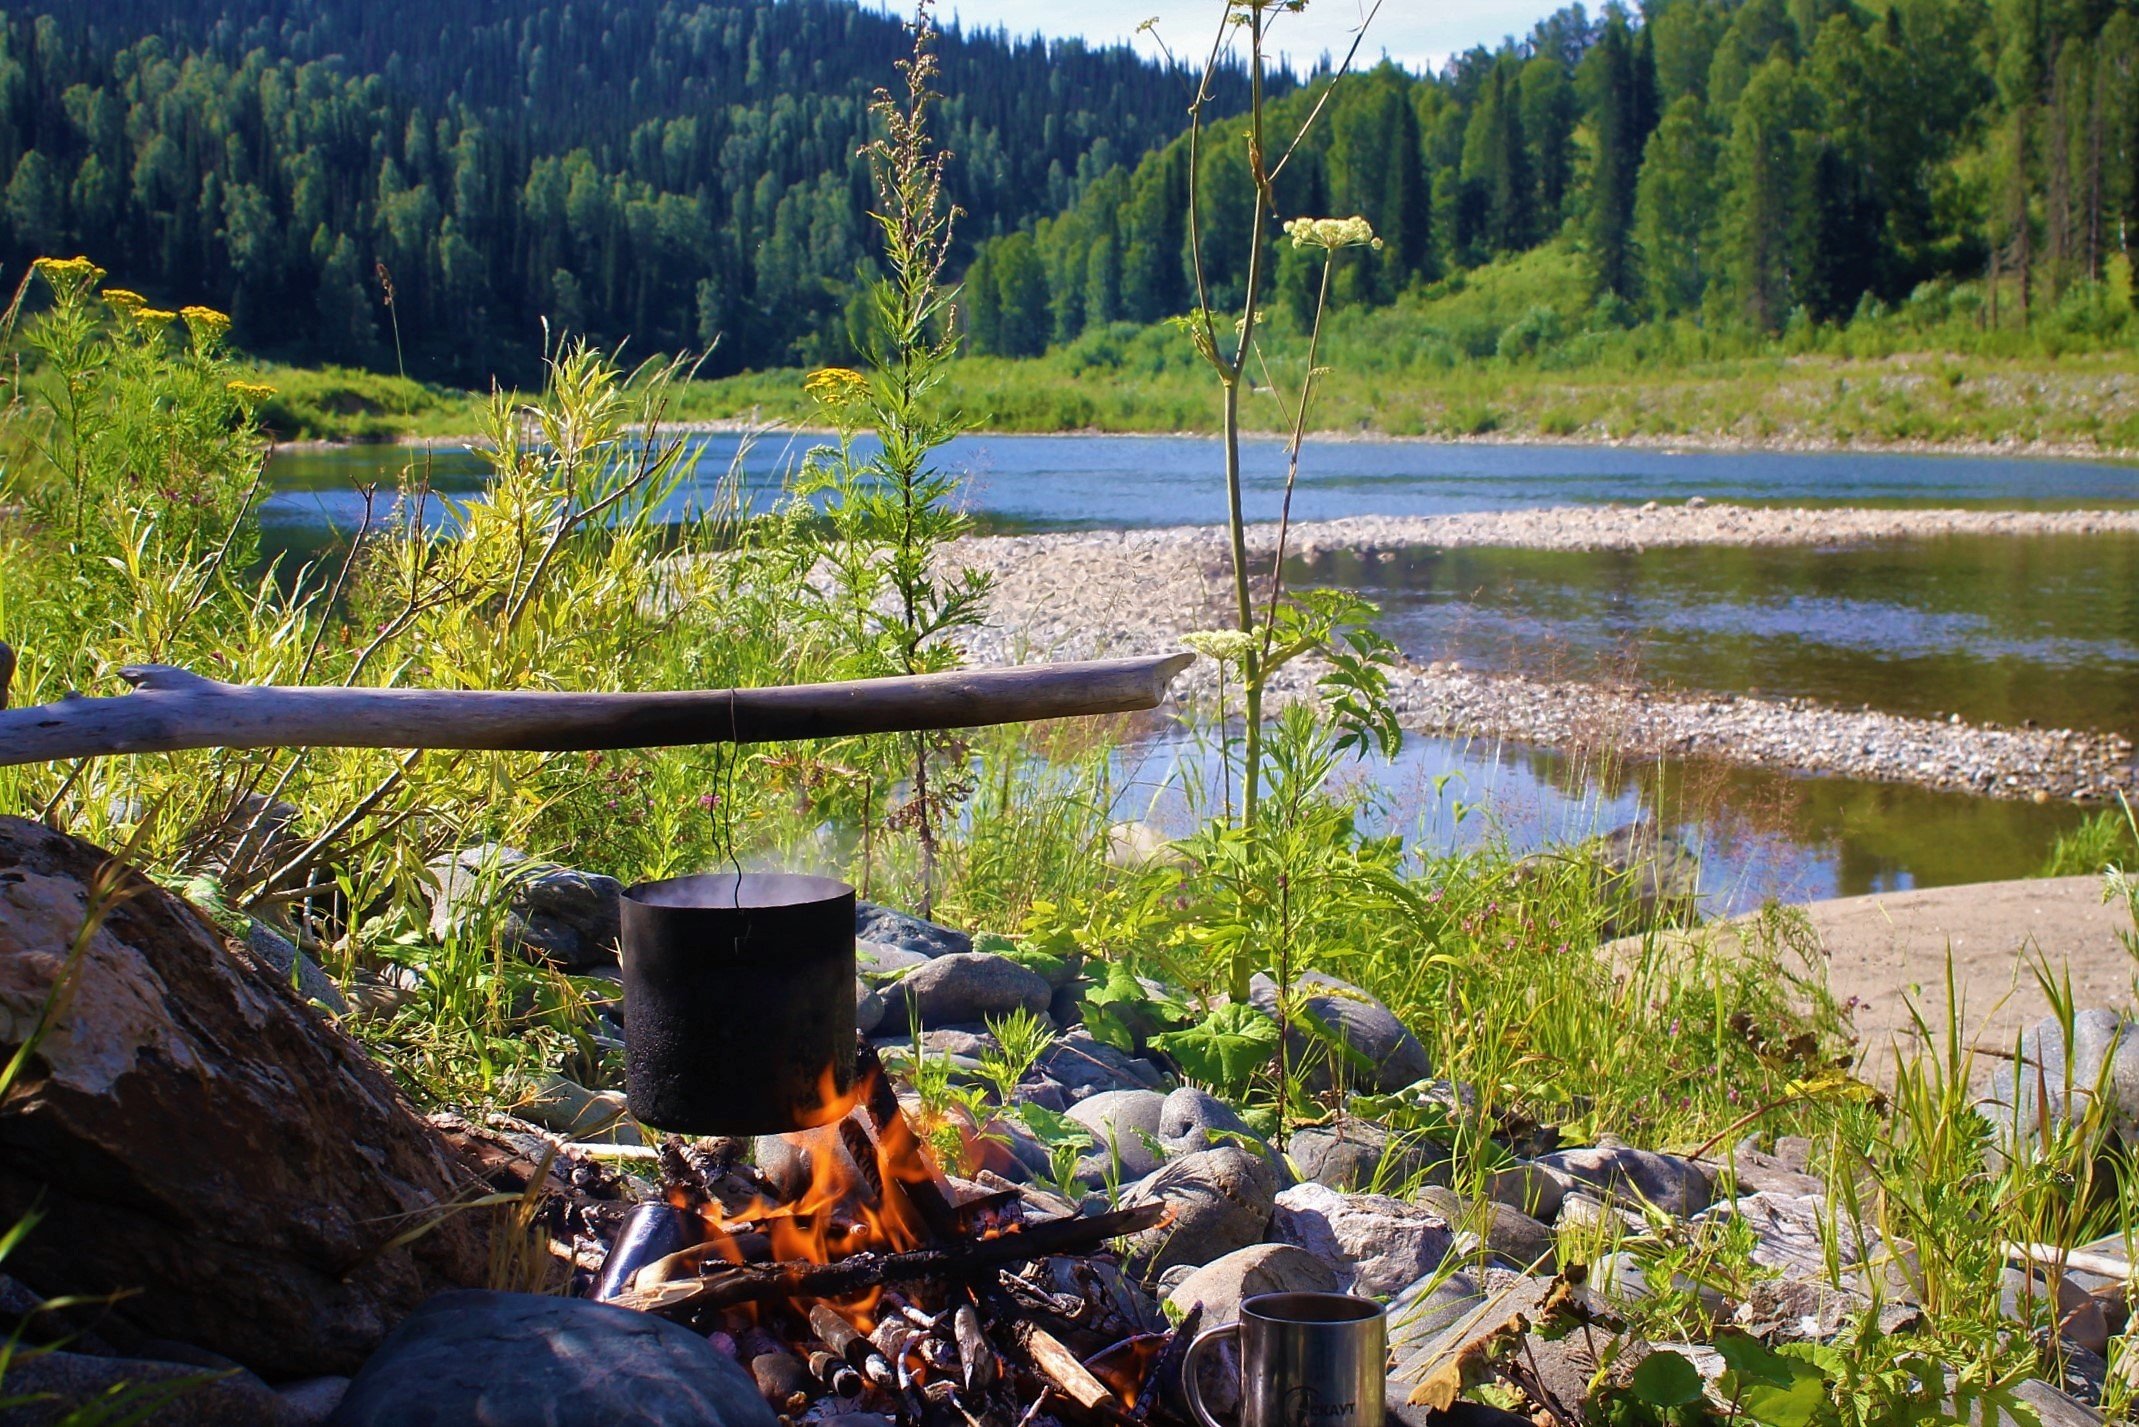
3 12 2139 1427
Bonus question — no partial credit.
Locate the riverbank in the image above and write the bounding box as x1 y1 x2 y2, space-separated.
947 505 2139 802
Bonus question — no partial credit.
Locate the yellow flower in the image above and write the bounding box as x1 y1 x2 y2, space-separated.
181 305 232 343
226 380 278 406
101 288 147 312
1283 216 1383 252
804 367 870 410
31 255 107 293
130 307 178 331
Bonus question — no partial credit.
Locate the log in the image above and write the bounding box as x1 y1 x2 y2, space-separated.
611 1202 1167 1316
0 647 1194 766
0 816 494 1376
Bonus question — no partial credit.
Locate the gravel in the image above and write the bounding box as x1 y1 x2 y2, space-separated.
945 504 2139 803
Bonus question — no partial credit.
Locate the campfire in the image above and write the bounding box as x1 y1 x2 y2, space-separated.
591 1040 1186 1427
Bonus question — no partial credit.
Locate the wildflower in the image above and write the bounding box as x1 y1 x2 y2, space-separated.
1182 629 1257 665
181 305 232 344
225 380 277 406
31 255 106 289
804 366 870 410
130 307 178 332
1283 215 1383 252
101 288 147 312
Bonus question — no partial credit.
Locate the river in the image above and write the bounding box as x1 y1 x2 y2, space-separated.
263 434 2139 912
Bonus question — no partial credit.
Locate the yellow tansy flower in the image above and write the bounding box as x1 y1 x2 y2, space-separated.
803 366 870 410
181 305 232 342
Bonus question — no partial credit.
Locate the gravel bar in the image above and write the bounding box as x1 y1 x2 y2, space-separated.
947 504 2139 802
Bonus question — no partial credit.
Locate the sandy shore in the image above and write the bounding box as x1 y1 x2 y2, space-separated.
948 503 2139 802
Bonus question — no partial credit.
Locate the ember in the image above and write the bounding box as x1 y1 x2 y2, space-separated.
592 1038 1180 1427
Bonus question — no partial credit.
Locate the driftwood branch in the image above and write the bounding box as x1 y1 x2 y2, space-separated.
612 1203 1167 1316
0 649 1193 767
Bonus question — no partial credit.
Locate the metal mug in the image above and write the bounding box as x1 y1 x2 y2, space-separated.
1181 1292 1387 1427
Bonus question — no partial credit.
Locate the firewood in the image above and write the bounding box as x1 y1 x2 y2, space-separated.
0 652 1193 766
854 1040 966 1243
954 1303 999 1391
981 1289 1139 1427
609 1202 1165 1315
810 1302 894 1384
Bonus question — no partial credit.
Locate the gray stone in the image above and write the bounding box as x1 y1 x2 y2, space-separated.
245 921 349 1016
277 1377 352 1424
855 902 970 959
1121 1147 1279 1280
884 953 1050 1028
426 844 623 969
329 1290 777 1427
514 1074 635 1142
1590 1253 1728 1322
1460 1202 1555 1273
754 1135 811 1201
1287 1119 1447 1193
1696 1192 1874 1281
1482 1161 1566 1221
1554 1190 1651 1240
1387 1270 1488 1379
1248 972 1430 1095
1034 1029 1167 1098
855 979 885 1036
1535 1139 1712 1218
1269 1182 1455 1297
2004 1380 2105 1427
2003 1268 2111 1357
1069 1089 1170 1179
1735 1278 1870 1344
1164 1244 1340 1326
0 1350 298 1425
1985 1009 2139 1145
857 938 930 979
1703 1144 1826 1198
1590 822 1702 936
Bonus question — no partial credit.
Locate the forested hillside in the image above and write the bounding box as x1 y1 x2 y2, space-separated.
0 0 1264 378
963 0 2138 354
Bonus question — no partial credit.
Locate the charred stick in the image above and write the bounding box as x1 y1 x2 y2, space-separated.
808 1348 865 1398
954 1303 1000 1392
839 1118 888 1204
611 1203 1166 1316
855 1039 965 1243
810 1304 895 1385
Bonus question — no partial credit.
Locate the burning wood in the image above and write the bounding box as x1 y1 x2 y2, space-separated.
590 1043 1182 1427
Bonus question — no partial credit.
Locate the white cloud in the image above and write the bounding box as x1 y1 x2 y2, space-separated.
872 0 1563 75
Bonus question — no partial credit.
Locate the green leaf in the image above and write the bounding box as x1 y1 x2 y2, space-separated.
1711 1329 1797 1387
1150 1003 1280 1091
1628 1350 1705 1408
1011 1101 1097 1152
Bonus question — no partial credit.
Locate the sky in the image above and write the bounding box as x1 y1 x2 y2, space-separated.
884 1 1544 76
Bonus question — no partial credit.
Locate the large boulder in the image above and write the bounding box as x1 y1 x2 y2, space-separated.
0 817 491 1378
1268 1182 1455 1296
1164 1244 1339 1326
1120 1147 1279 1281
426 845 623 969
1984 1008 2139 1145
1247 972 1430 1096
883 953 1050 1029
1535 1139 1712 1219
855 903 970 959
328 1291 778 1427
1288 1118 1447 1193
1068 1089 1170 1179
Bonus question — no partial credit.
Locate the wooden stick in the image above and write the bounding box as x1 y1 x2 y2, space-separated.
982 1291 1139 1427
609 1202 1166 1316
0 652 1194 767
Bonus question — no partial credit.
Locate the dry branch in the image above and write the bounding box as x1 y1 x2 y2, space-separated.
0 648 1194 766
611 1203 1166 1316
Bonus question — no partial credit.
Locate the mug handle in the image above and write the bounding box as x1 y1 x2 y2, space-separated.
1179 1320 1241 1427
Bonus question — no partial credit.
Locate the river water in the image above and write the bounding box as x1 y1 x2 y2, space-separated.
263 434 2139 912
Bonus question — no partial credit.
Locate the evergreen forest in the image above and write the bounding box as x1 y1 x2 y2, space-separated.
0 0 1263 379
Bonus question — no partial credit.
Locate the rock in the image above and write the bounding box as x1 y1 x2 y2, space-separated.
0 817 491 1377
1535 1139 1712 1218
277 1377 352 1424
328 1291 778 1427
1482 1161 1566 1221
1985 1009 2139 1144
1121 1147 1279 1280
515 1073 633 1140
1247 971 1430 1096
1287 1118 1447 1193
1387 1269 1488 1379
2004 1379 2106 1427
755 1135 811 1201
1702 1144 1826 1199
1165 1244 1340 1325
425 844 623 969
856 938 930 979
855 903 970 959
1457 1202 1555 1272
2004 1268 2111 1357
1068 1089 1170 1179
0 1350 299 1425
190 793 310 881
1554 1190 1651 1240
855 978 885 1036
1590 1253 1728 1321
1034 1029 1167 1099
1590 822 1702 935
1695 1192 1873 1281
1735 1278 1870 1343
1158 1087 1252 1150
884 953 1050 1028
1269 1182 1454 1296
244 921 349 1016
